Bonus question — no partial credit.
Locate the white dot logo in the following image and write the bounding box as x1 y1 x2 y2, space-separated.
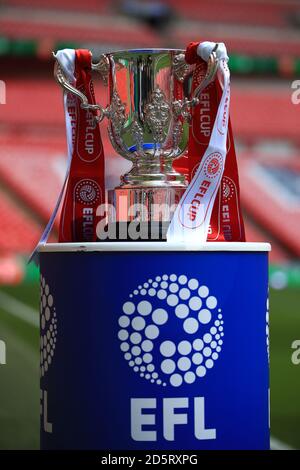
118 274 224 387
74 179 100 205
266 296 269 362
222 176 235 203
40 275 57 377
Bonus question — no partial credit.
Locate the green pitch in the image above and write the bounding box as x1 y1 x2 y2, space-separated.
0 283 299 449
0 283 39 449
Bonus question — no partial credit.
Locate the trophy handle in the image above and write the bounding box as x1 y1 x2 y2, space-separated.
53 57 108 123
54 49 218 123
192 49 219 100
172 48 219 121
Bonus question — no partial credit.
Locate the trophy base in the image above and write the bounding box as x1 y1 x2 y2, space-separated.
103 186 186 241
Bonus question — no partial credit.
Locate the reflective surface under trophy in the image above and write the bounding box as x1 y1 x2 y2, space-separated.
55 49 218 240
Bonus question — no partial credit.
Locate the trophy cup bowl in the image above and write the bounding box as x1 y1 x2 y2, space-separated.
54 48 218 239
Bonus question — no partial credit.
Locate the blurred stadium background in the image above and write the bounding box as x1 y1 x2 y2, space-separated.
0 0 300 449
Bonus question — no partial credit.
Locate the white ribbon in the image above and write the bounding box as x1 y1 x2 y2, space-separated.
167 42 230 243
56 49 76 163
29 49 76 263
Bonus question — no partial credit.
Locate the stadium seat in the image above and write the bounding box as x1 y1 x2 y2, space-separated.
0 187 42 253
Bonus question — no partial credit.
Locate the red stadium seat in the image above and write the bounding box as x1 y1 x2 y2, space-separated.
167 0 299 28
0 187 42 253
3 0 111 14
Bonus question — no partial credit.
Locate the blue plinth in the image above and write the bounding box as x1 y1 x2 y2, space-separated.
39 242 270 450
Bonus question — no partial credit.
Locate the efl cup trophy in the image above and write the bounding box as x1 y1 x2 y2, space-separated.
54 49 218 240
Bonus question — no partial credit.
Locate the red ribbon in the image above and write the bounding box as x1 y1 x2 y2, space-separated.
59 49 105 242
183 42 245 242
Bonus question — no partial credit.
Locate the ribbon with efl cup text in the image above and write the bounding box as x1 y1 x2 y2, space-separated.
58 49 105 242
29 49 105 263
168 42 245 243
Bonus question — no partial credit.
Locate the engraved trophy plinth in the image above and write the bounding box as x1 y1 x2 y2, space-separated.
54 48 218 240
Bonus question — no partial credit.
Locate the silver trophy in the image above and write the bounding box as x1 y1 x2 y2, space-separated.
54 48 218 239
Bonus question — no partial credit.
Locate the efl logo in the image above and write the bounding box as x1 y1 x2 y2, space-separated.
40 275 56 434
222 176 235 203
204 152 223 179
75 179 101 205
131 396 216 442
118 274 224 388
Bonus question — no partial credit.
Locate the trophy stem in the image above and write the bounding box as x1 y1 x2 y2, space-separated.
121 159 186 187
